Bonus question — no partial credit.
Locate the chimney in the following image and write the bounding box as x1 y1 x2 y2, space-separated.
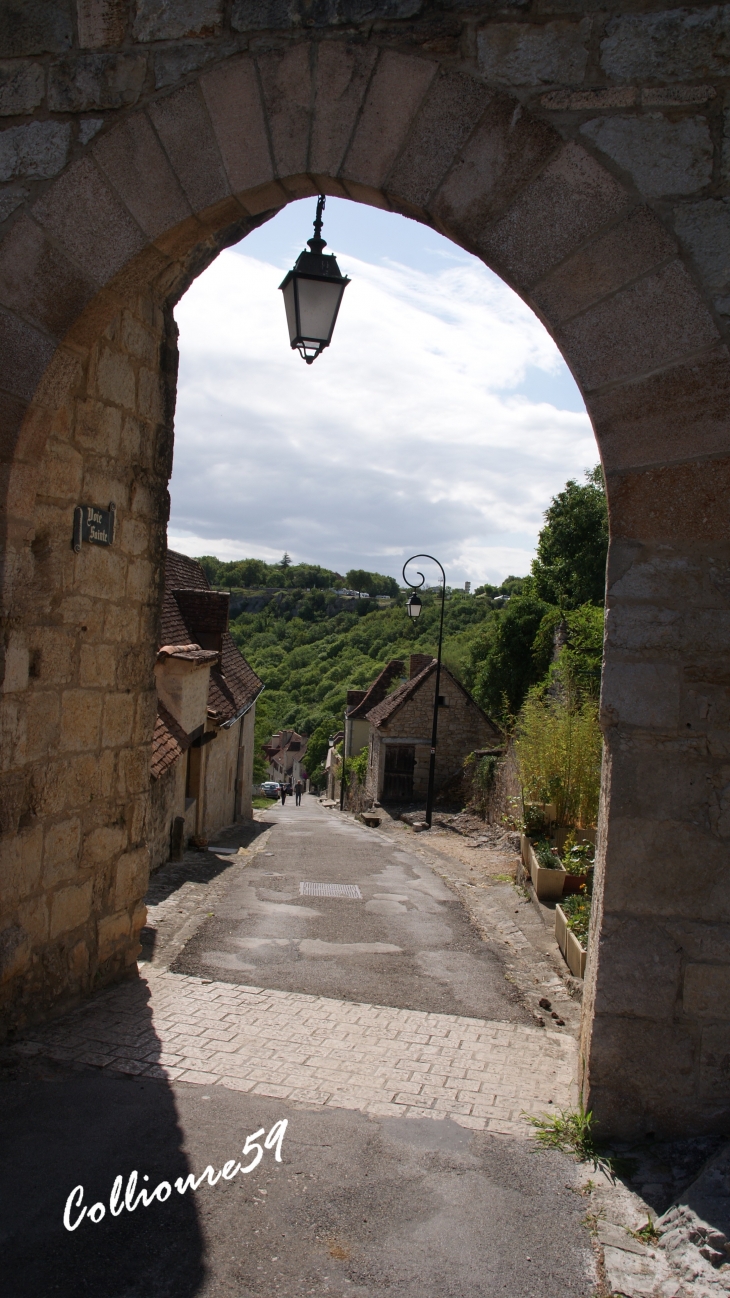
173 588 229 655
346 690 367 710
410 653 434 679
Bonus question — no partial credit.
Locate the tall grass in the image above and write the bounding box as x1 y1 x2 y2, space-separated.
515 686 601 828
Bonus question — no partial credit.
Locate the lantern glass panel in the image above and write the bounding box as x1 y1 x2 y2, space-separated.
282 277 298 346
296 277 344 345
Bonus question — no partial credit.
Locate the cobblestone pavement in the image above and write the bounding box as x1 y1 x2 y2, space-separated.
16 968 576 1138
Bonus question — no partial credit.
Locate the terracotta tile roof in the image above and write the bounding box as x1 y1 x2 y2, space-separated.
151 701 191 780
157 644 218 663
365 660 500 738
346 659 405 719
161 550 264 726
365 658 437 727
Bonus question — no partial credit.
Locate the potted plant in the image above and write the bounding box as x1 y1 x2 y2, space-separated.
561 833 595 895
555 893 590 977
528 838 567 901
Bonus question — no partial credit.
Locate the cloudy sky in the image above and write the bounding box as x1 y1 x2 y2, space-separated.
168 197 595 588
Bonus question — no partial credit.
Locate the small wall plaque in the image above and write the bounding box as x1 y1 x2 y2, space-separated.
72 503 115 553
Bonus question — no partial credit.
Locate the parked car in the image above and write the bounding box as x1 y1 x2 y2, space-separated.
260 781 281 799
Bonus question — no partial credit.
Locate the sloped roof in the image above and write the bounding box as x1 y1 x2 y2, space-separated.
346 659 405 720
366 658 499 738
151 701 191 779
160 550 263 726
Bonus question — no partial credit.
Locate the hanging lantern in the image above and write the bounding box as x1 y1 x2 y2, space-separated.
279 195 350 364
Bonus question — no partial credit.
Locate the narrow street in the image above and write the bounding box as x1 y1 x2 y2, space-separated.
0 799 596 1298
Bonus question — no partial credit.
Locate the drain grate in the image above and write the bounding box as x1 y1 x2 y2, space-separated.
299 882 362 899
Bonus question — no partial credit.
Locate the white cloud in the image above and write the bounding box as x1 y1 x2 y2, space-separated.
169 232 595 587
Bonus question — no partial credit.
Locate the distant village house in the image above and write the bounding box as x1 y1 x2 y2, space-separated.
339 654 500 804
150 550 263 867
264 730 308 785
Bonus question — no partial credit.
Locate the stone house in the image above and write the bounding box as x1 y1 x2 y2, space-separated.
263 730 308 785
149 551 263 867
353 655 500 805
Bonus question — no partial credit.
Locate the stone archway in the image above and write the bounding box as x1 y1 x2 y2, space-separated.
1 17 729 1139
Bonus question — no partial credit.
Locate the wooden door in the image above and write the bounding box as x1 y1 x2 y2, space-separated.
383 745 415 802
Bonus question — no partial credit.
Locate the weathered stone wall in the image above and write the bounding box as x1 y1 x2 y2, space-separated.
0 0 728 1134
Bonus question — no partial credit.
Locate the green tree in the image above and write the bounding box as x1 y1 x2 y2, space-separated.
280 552 292 568
345 569 399 597
471 594 553 720
531 466 608 608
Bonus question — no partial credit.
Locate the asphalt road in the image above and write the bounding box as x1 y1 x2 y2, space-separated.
0 800 596 1297
173 799 531 1023
0 1064 594 1298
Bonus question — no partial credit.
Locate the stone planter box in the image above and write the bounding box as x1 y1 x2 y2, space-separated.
528 843 567 901
555 904 587 978
562 873 588 895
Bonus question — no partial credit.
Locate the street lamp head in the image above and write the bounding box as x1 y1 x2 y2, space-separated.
406 592 422 619
279 195 350 364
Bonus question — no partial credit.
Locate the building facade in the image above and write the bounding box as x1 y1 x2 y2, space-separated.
149 551 262 868
362 655 501 804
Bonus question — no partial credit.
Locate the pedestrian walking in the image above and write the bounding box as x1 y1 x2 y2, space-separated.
280 784 287 806
294 780 303 806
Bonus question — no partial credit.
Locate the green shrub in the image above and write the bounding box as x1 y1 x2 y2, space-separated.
561 893 591 944
533 839 562 869
515 691 601 828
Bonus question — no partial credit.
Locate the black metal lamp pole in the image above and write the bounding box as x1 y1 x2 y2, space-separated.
402 554 446 829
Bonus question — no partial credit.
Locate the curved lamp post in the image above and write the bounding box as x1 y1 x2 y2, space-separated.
279 195 350 364
402 554 446 829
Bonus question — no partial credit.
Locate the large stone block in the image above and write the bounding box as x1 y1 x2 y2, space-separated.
593 916 682 1020
585 1014 697 1135
41 437 83 498
580 114 713 200
114 846 149 907
231 0 294 29
601 659 680 730
309 42 378 179
0 1 73 58
673 199 730 296
79 643 116 689
24 690 61 763
610 459 730 546
0 308 55 406
700 1024 730 1099
97 906 130 959
74 398 122 456
477 19 590 86
59 689 103 752
16 894 50 946
592 346 730 475
42 816 82 887
32 157 147 287
77 0 127 49
0 824 43 906
93 344 136 408
0 60 44 116
148 84 230 213
386 70 492 211
479 142 629 288
342 50 436 190
684 964 730 1019
133 0 224 41
200 57 271 196
558 261 719 392
533 206 676 325
48 54 146 113
0 121 71 183
82 824 126 866
0 922 30 984
49 878 93 939
102 692 135 747
93 113 191 241
0 216 97 340
601 7 730 85
258 44 312 180
431 93 557 248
